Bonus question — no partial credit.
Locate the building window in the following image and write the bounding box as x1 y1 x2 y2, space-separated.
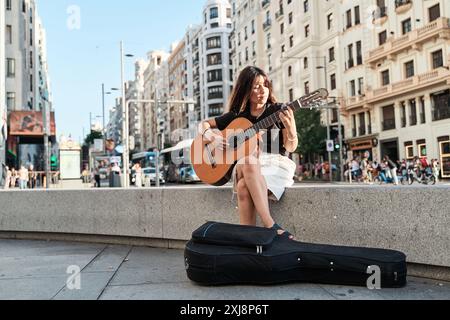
30 51 33 68
329 47 335 62
356 41 362 65
288 66 292 77
210 7 219 19
358 77 364 95
7 58 15 77
431 90 450 121
208 86 223 100
280 23 284 34
379 30 387 45
381 70 390 86
420 97 426 124
410 99 417 126
266 33 271 49
303 57 308 69
303 0 309 13
382 105 396 131
405 60 415 78
210 23 219 28
429 4 440 22
208 103 223 117
289 35 294 47
432 50 443 69
6 92 15 109
402 18 412 34
252 20 255 34
6 0 12 10
327 13 333 30
405 145 414 159
305 25 310 38
226 8 231 18
206 36 221 49
346 10 352 29
207 69 222 82
352 115 357 137
354 6 361 25
401 102 407 127
358 113 366 136
347 44 354 69
207 53 222 66
289 88 294 102
288 12 293 24
6 25 12 44
349 80 356 97
330 74 336 90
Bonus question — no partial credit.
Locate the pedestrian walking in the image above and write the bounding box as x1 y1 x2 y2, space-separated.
18 165 29 190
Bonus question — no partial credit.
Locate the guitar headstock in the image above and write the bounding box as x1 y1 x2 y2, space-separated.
289 88 329 111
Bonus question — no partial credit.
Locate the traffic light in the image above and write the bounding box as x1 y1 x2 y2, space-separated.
50 155 58 170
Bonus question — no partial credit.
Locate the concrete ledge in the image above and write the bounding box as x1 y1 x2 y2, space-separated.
0 186 449 279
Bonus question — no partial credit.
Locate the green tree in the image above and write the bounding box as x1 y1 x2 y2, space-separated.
84 131 103 146
294 109 327 163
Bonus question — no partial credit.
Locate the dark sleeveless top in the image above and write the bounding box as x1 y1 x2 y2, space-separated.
214 103 288 156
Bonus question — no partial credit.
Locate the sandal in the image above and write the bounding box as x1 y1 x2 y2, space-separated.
271 223 295 240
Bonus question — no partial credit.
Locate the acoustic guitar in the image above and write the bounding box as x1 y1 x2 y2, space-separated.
190 88 329 186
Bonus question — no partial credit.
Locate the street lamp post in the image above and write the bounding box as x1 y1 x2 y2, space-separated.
282 54 333 182
119 41 135 188
316 56 332 183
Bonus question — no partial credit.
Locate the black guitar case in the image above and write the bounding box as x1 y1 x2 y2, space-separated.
184 222 407 288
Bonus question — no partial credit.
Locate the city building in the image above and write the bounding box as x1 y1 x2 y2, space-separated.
200 0 233 119
229 0 450 178
0 4 6 180
142 50 170 150
342 0 450 178
4 0 55 172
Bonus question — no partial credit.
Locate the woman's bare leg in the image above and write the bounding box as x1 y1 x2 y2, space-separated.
236 179 257 226
236 156 274 228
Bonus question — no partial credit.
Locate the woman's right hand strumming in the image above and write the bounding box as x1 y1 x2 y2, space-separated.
204 129 229 151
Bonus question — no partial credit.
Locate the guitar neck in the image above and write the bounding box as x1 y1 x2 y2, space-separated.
253 100 302 131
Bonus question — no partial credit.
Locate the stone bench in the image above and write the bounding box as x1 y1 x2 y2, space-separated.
0 185 449 281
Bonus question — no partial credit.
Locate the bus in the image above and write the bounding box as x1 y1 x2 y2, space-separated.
160 139 200 184
131 151 165 186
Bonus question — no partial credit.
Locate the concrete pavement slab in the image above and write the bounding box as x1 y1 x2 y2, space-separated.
1 239 449 300
100 282 337 300
0 276 68 300
109 247 188 286
53 272 116 300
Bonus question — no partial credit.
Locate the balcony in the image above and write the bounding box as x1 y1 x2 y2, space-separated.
367 18 450 67
395 0 412 14
346 96 367 111
372 6 388 25
263 19 272 30
275 8 284 20
364 68 450 105
262 0 270 9
382 119 396 131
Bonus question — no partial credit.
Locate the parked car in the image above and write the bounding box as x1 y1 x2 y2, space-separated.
179 166 201 184
142 167 165 186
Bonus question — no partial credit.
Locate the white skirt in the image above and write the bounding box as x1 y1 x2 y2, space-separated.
232 153 296 202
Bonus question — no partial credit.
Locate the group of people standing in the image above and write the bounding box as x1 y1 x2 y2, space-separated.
346 152 441 185
2 164 39 190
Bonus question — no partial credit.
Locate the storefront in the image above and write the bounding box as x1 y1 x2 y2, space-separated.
346 136 379 161
6 111 56 170
438 136 450 178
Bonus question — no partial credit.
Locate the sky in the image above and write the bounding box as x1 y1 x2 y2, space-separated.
37 0 206 143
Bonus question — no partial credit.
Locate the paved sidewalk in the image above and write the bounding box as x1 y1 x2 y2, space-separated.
0 239 449 300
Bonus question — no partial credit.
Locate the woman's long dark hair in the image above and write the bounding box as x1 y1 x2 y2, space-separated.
227 66 277 115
